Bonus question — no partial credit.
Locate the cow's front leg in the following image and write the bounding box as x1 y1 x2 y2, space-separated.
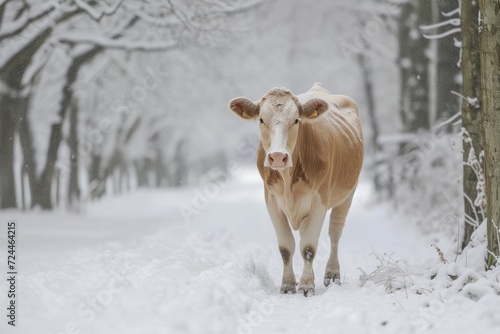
298 203 327 297
324 193 354 287
267 197 296 294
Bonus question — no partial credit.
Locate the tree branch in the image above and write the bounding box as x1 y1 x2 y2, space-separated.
223 0 265 17
0 8 83 77
74 0 125 22
58 33 180 52
422 28 461 40
0 0 10 31
0 6 54 42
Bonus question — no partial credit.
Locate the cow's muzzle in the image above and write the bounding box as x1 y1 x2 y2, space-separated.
265 152 291 169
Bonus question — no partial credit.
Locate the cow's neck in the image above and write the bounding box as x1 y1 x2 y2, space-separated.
276 149 303 191
274 152 313 229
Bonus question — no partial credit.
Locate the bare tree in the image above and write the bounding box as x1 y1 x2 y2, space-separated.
1 0 260 209
0 1 99 208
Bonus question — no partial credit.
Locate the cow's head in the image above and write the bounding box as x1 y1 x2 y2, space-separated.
229 88 329 170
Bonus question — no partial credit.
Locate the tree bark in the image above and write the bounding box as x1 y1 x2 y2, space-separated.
67 98 81 210
479 0 500 267
88 154 105 200
461 0 484 249
0 94 18 208
18 94 38 208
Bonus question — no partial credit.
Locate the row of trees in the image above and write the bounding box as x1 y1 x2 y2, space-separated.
400 0 500 266
351 0 499 264
0 0 256 210
401 0 500 266
0 0 498 265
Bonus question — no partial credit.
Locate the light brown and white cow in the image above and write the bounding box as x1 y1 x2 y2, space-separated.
229 83 363 296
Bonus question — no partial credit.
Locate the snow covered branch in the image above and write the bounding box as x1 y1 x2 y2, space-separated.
422 28 460 40
0 6 83 73
420 18 460 31
0 6 54 42
420 3 460 40
223 0 265 17
74 0 125 22
420 17 460 40
58 32 180 52
0 0 8 26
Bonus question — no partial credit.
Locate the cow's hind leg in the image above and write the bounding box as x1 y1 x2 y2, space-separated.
298 203 327 297
324 193 354 287
267 198 296 294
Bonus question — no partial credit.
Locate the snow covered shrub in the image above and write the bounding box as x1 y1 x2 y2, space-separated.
359 251 415 293
381 125 463 238
360 223 500 301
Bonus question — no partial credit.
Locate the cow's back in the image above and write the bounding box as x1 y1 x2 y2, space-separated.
296 84 364 208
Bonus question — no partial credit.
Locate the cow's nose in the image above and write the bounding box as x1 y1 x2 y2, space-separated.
269 152 288 166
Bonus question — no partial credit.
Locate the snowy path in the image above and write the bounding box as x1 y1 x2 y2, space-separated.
1 167 500 334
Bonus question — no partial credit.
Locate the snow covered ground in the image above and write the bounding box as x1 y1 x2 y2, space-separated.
1 166 499 334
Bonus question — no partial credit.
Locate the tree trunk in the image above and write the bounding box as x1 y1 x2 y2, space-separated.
0 94 18 209
34 47 101 209
67 98 81 210
461 0 484 249
479 0 500 267
88 154 105 200
55 168 60 207
173 139 188 187
135 160 150 188
155 149 164 188
357 51 382 191
17 94 38 208
0 26 57 210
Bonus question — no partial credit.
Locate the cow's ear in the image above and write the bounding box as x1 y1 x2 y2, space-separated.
229 97 259 120
300 98 329 120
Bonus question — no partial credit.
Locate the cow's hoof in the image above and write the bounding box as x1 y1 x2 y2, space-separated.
324 273 341 287
298 285 315 297
280 283 296 294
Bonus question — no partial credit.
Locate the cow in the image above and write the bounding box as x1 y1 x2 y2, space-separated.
229 83 363 296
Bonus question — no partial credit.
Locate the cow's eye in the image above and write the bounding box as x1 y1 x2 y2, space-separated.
259 118 264 124
294 119 299 125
